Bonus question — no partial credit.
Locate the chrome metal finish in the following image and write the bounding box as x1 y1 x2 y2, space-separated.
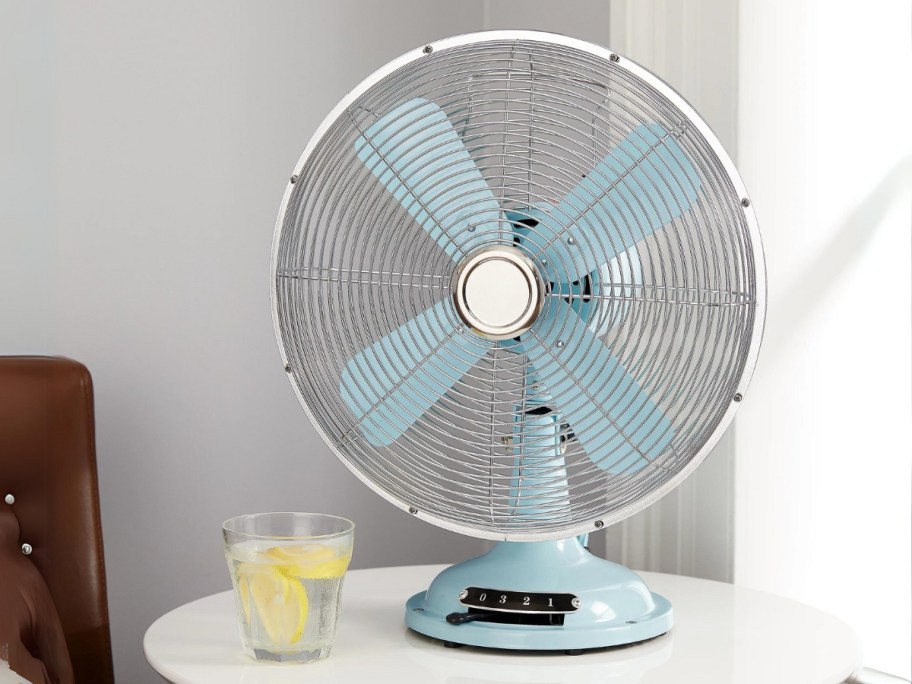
271 30 766 541
3 494 13 505
453 246 543 340
21 543 32 555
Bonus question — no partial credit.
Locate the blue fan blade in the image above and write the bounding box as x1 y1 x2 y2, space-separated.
355 98 501 262
528 123 700 282
519 299 674 474
340 299 492 447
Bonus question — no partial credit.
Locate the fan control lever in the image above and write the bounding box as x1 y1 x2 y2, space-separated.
445 611 494 625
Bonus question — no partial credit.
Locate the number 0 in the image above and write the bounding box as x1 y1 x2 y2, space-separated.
479 592 487 602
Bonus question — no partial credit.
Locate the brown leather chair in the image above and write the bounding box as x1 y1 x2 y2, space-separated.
0 357 114 684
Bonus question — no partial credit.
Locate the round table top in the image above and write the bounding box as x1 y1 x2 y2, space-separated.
144 564 860 684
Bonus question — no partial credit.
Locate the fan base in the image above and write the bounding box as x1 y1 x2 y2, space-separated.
404 538 672 651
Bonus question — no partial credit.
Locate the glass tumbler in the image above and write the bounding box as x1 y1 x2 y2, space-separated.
223 512 354 663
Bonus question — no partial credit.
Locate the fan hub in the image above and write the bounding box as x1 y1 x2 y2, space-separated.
453 246 544 340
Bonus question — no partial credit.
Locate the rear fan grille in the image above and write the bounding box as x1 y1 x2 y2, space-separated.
273 34 764 541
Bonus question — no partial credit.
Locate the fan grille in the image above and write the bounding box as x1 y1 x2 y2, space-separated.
273 33 764 541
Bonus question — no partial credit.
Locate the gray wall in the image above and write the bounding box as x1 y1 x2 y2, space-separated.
1 2 611 681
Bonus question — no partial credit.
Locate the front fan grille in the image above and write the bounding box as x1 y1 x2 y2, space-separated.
273 34 764 541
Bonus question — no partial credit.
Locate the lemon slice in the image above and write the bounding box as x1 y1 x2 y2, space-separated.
241 563 308 645
265 545 352 580
237 574 251 622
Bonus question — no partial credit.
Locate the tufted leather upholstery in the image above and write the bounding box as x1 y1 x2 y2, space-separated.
0 357 113 684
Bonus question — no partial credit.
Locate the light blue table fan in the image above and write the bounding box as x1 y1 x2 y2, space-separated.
272 31 766 653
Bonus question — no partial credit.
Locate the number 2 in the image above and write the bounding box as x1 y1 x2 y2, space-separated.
523 596 531 606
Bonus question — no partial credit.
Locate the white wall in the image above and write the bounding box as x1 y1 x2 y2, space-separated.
603 0 741 582
0 3 615 682
2 2 488 682
735 0 912 678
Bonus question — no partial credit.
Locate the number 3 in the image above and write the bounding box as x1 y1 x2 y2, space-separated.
499 594 507 604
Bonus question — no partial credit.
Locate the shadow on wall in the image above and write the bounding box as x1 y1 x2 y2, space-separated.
764 155 912 361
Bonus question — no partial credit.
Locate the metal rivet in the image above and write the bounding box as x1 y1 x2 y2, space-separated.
594 520 604 529
567 236 576 245
609 53 620 63
423 45 433 54
501 436 513 446
734 393 743 402
459 589 468 600
571 597 582 608
541 259 548 267
290 174 298 184
467 226 475 232
4 494 13 505
741 198 750 207
284 364 292 373
408 506 418 514
556 340 565 349
21 543 32 556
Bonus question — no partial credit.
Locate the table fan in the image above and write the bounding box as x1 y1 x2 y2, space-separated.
272 31 765 652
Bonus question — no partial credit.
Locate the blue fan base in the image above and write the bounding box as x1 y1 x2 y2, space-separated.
404 538 672 651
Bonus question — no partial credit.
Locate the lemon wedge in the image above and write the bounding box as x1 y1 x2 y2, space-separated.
264 544 351 580
237 562 308 645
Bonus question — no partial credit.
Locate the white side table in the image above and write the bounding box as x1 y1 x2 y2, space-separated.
144 564 860 684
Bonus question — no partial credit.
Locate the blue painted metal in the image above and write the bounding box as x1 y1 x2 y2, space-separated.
518 123 700 283
513 297 674 474
505 209 641 335
354 98 502 262
339 299 492 446
508 392 569 518
404 537 672 650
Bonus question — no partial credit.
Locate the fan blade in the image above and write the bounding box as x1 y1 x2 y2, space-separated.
521 299 674 474
340 299 492 447
530 124 700 282
355 98 502 262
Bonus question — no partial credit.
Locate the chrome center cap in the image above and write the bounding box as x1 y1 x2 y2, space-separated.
453 246 544 340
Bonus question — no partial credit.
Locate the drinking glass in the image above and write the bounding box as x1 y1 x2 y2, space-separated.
223 512 354 663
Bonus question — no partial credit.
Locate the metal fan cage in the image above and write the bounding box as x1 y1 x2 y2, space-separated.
272 31 765 541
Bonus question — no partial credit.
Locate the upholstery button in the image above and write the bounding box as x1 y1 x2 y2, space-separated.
3 494 13 505
21 543 33 555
